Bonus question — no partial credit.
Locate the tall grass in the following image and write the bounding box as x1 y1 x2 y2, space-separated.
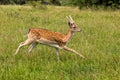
0 5 120 80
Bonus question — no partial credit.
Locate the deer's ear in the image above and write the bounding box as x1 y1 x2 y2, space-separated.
66 16 71 26
66 15 74 23
66 16 70 22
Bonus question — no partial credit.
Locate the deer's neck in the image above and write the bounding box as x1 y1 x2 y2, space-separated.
63 29 74 42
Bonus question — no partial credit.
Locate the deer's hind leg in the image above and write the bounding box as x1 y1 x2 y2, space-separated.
28 42 38 53
15 39 34 55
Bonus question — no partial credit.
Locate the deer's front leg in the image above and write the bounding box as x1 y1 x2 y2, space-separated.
55 48 60 61
63 46 85 59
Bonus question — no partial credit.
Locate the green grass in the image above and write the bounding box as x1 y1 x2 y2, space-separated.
0 5 120 80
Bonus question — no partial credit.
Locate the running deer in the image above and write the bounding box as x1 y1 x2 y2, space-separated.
15 16 85 61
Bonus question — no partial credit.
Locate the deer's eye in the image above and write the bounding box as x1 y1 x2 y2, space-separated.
70 23 73 26
73 27 76 29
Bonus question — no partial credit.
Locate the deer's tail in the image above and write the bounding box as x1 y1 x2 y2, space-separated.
27 28 31 34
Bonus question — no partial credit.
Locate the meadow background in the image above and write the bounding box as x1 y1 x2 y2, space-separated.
0 5 120 80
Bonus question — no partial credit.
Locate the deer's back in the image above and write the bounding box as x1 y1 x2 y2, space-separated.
28 28 66 46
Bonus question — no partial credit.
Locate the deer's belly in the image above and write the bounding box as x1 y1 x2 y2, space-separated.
37 37 63 49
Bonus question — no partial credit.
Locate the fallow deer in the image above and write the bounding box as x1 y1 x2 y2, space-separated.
15 16 85 61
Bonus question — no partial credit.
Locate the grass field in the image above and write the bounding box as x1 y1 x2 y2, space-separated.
0 5 120 80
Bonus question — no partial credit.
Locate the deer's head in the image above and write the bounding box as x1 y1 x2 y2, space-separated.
66 16 82 32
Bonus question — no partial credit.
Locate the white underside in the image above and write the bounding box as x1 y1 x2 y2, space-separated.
36 37 63 49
